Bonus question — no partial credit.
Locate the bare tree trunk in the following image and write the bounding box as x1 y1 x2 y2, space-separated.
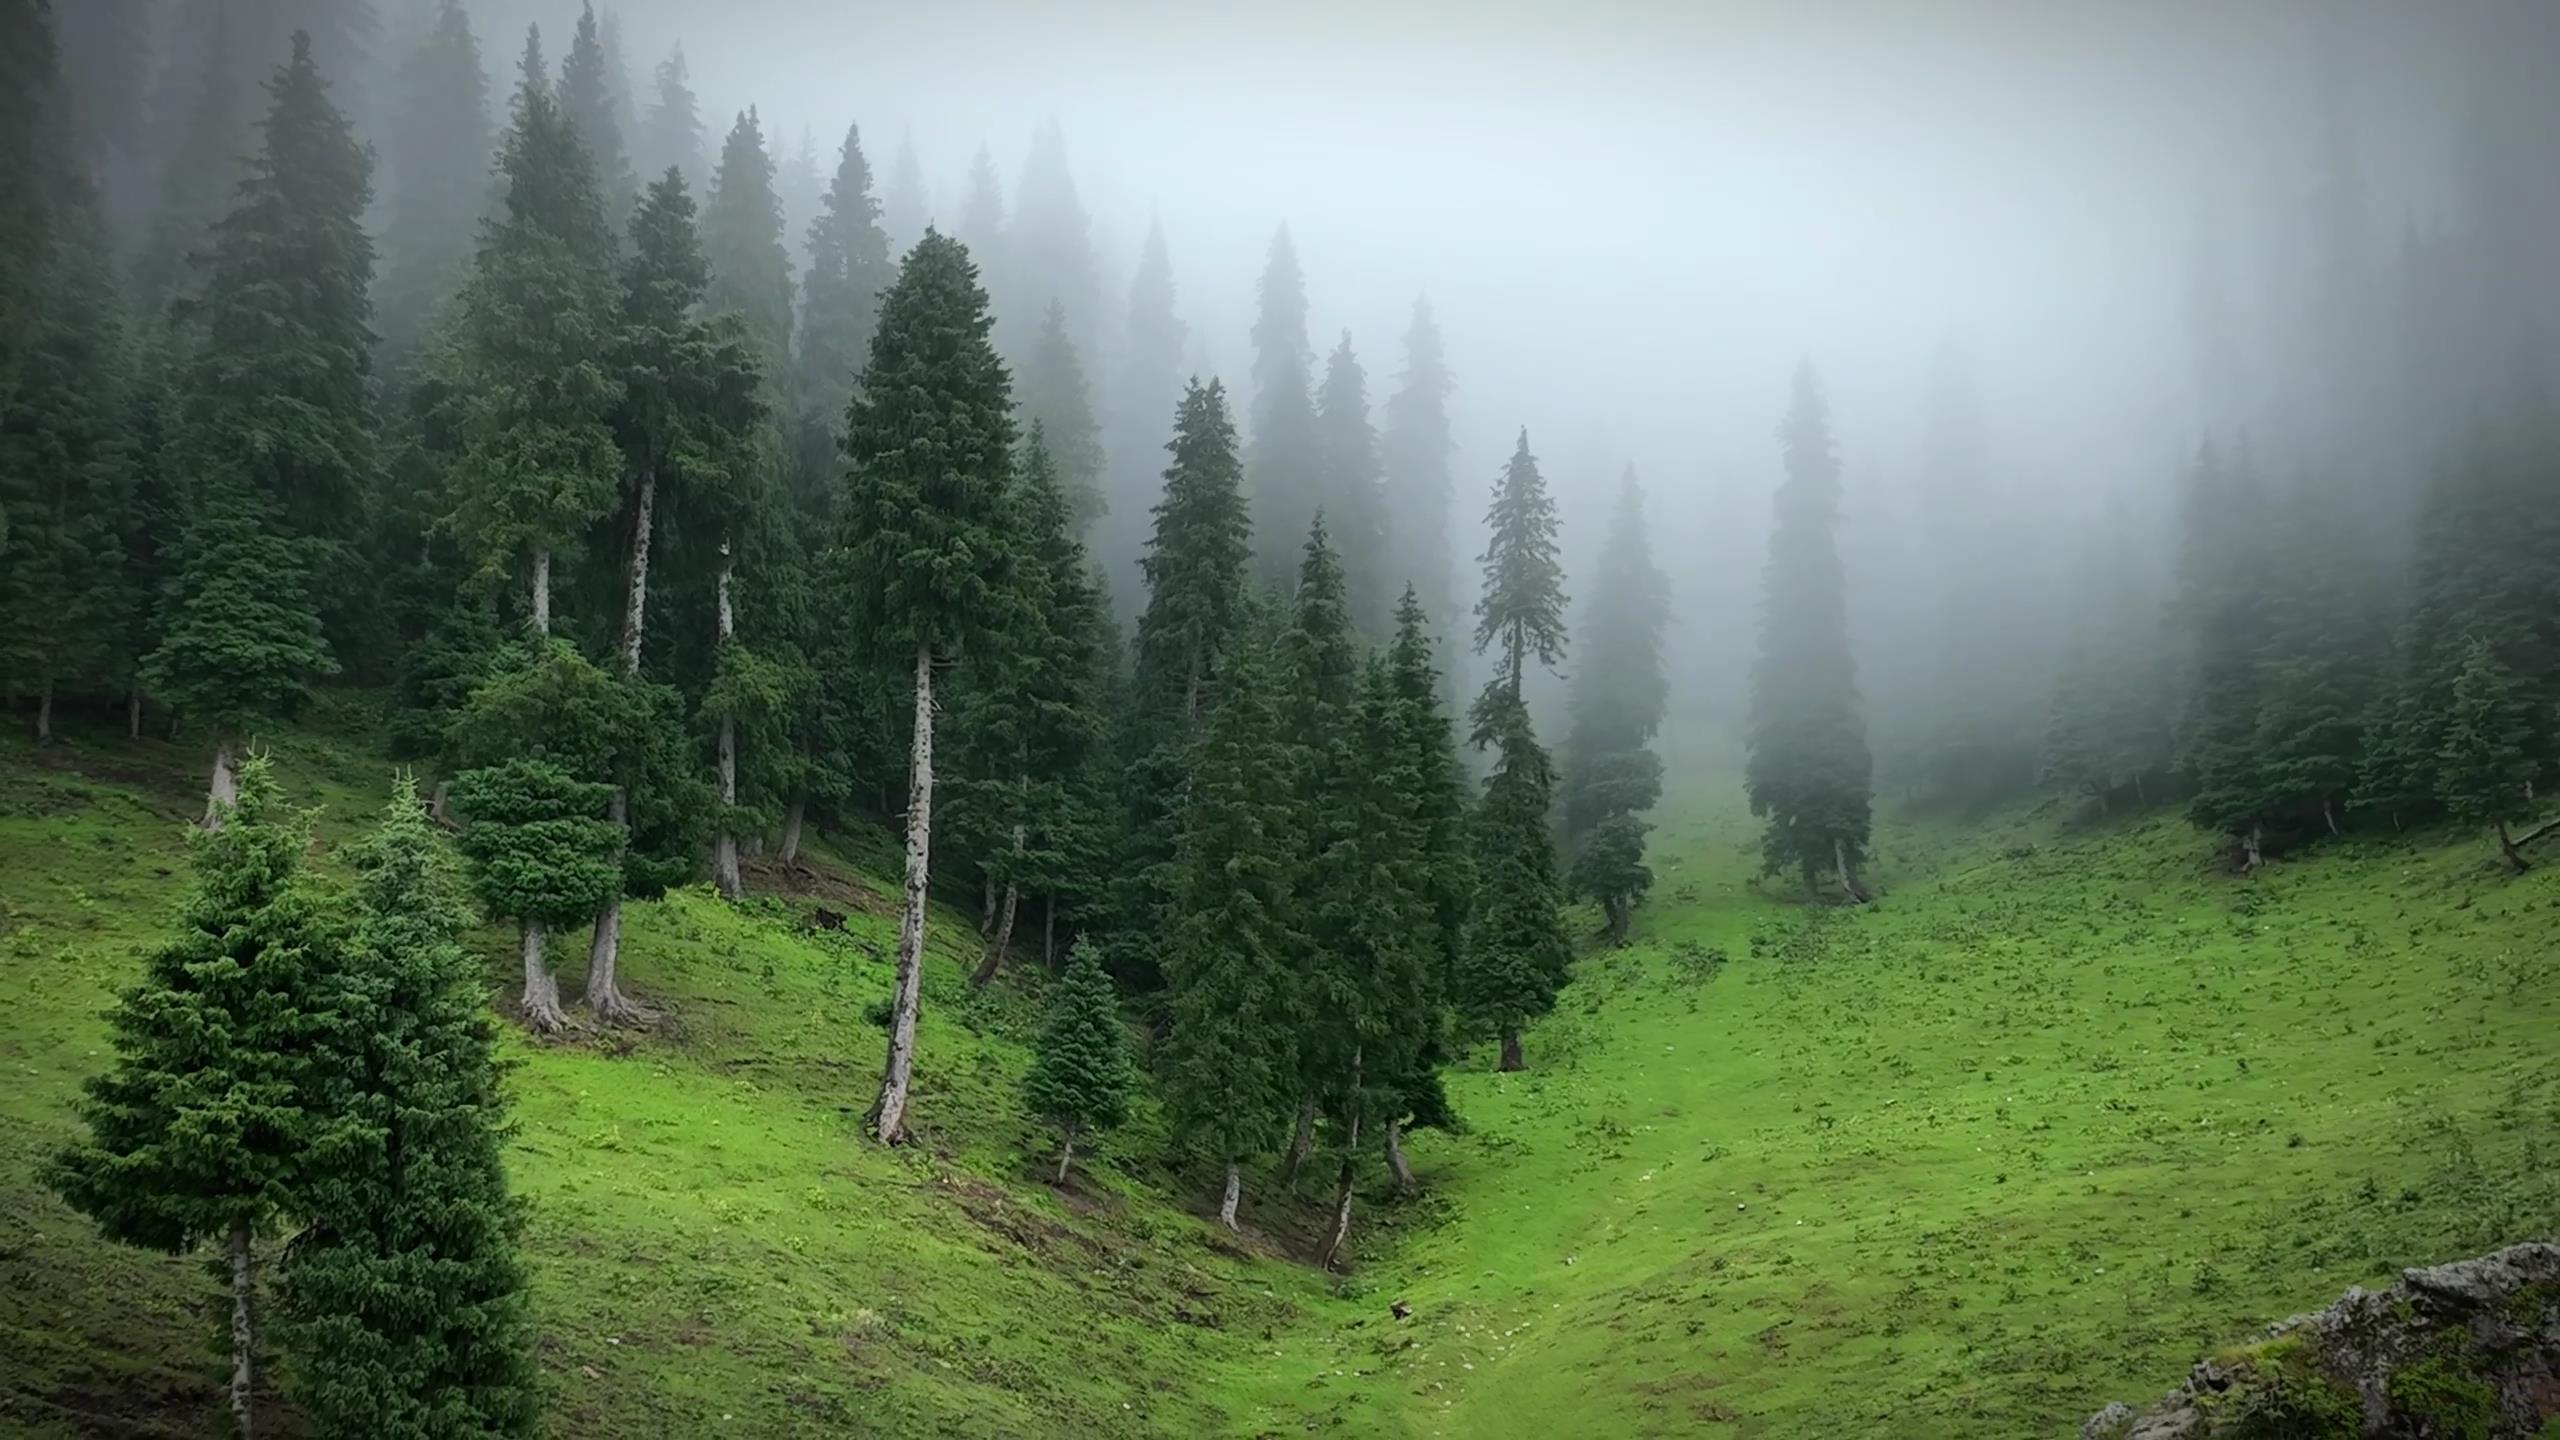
872 642 935 1145
2322 798 2340 837
713 540 742 900
980 873 997 935
1318 1069 1363 1271
35 679 53 743
2239 823 2264 872
1833 836 1871 904
529 547 551 635
1282 1093 1317 1183
1042 894 1056 970
428 778 451 827
1053 1134 1075 1185
1385 1117 1415 1190
970 823 1026 989
619 472 656 676
126 683 142 741
520 920 565 1033
779 791 806 867
204 739 240 830
227 1224 257 1440
1217 1160 1242 1230
582 792 647 1024
2497 820 2529 874
1499 1028 1524 1072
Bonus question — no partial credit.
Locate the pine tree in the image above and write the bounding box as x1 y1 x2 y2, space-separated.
135 4 251 312
1470 429 1568 741
1314 334 1392 637
375 0 490 376
1116 379 1253 966
1017 300 1107 533
1002 117 1100 366
834 230 1018 1144
794 120 892 504
1023 941 1133 1184
557 2 635 232
2437 637 2540 871
1276 515 1363 1181
635 45 704 191
274 780 540 1438
1744 366 1873 898
1247 225 1320 588
1099 216 1184 615
1159 619 1302 1228
2252 483 2387 837
2174 443 2279 866
444 29 623 641
1378 587 1469 1178
145 32 376 819
1560 469 1669 941
1458 692 1572 1071
2041 500 2174 814
1381 300 1457 705
703 107 795 374
48 757 352 1440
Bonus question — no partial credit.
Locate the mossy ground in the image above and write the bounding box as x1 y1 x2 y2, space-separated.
4 713 2555 1436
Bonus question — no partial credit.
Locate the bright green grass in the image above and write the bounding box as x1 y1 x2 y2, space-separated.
4 715 2555 1437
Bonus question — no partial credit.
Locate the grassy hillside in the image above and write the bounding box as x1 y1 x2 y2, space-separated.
5 712 2555 1437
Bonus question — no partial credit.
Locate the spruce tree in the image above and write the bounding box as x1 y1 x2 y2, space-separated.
1022 941 1133 1184
1381 300 1457 703
374 0 490 377
1003 117 1101 364
2041 501 2174 814
1247 225 1320 588
145 32 376 819
957 142 1006 275
1314 334 1392 637
134 6 250 312
49 758 352 1440
1470 429 1568 740
2252 483 2386 837
444 29 622 639
1379 587 1469 1177
1560 469 1669 942
882 129 927 255
1159 619 1302 1228
557 2 635 231
703 107 795 374
275 780 540 1438
1744 366 1873 898
794 121 893 511
1100 217 1185 615
636 45 704 191
1278 515 1363 1180
1458 692 1572 1071
834 230 1018 1144
1016 300 1108 535
2174 444 2278 866
2437 637 2539 871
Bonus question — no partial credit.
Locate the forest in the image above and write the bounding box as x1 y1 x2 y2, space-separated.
3 1 2557 1437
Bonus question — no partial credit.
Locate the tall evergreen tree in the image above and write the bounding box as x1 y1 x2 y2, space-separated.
1559 467 1669 942
557 2 634 232
2437 636 2540 871
1246 225 1319 587
1277 515 1362 1179
1470 428 1567 739
1381 299 1457 702
2040 502 2175 814
2174 443 2279 866
1314 334 1391 637
374 0 490 376
1744 366 1873 899
2252 483 2387 837
833 230 1018 1144
274 780 540 1438
1002 116 1099 365
1378 587 1470 1175
635 44 704 191
882 128 927 255
1022 941 1133 1184
1100 216 1184 616
1457 692 1571 1071
703 107 795 374
794 120 892 471
956 141 1005 278
49 758 352 1440
1016 300 1107 533
135 4 251 311
145 32 377 819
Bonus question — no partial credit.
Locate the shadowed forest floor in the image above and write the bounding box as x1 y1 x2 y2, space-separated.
3 708 2554 1436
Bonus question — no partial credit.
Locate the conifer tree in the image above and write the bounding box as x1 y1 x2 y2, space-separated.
1560 469 1669 941
49 758 350 1440
1458 692 1572 1070
882 129 927 254
2041 501 2174 813
636 45 704 190
794 120 893 504
558 2 635 231
1023 941 1133 1184
1100 216 1185 612
1005 119 1100 361
1247 225 1320 587
834 230 1019 1144
1116 379 1253 962
2437 637 2539 871
1379 587 1469 1174
1744 366 1873 899
703 107 795 374
1159 620 1302 1228
444 29 622 640
2252 484 2387 837
146 32 376 819
1017 300 1107 533
135 7 250 312
2174 444 2278 866
275 780 539 1438
1470 429 1568 740
1277 515 1363 1178
1315 334 1392 637
375 0 490 376
1381 300 1457 698
957 141 1006 276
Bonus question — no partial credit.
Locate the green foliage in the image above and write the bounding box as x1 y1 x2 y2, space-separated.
1017 300 1107 534
376 0 491 376
1470 428 1568 732
275 780 540 1437
1380 301 1457 703
1744 367 1872 888
635 46 704 190
557 1 635 230
2436 638 2535 838
703 106 795 375
1247 226 1321 587
1559 468 1668 932
1568 812 1653 940
1313 334 1391 637
2176 444 2276 839
1457 694 1572 1048
1022 943 1133 1159
143 513 339 740
449 756 623 929
794 120 892 505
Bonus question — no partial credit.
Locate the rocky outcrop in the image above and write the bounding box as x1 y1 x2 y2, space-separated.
2082 1242 2560 1439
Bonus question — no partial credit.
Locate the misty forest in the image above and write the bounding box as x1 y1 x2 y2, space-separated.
4 0 2558 1436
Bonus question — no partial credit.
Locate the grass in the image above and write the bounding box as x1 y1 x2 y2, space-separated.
4 711 2555 1436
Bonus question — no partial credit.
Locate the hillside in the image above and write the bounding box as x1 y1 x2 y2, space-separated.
5 714 2556 1437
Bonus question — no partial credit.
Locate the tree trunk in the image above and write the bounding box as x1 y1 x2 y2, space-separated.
1318 1074 1364 1271
1217 1160 1242 1231
1282 1093 1317 1183
872 642 935 1146
1054 1134 1075 1185
2497 820 2529 874
2322 797 2340 837
529 547 551 635
1385 1117 1415 1190
980 873 997 935
126 683 142 741
520 920 565 1033
712 542 742 900
428 778 452 827
204 739 240 830
970 823 1026 989
1499 1028 1525 1072
34 679 53 743
2240 823 2264 872
227 1223 257 1440
778 791 806 867
582 789 646 1025
618 471 656 676
1042 894 1056 970
1832 836 1870 904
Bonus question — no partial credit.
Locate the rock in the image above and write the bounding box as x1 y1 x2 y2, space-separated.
2081 1241 2560 1438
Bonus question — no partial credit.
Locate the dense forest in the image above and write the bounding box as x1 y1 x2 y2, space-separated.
5 1 2558 1436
